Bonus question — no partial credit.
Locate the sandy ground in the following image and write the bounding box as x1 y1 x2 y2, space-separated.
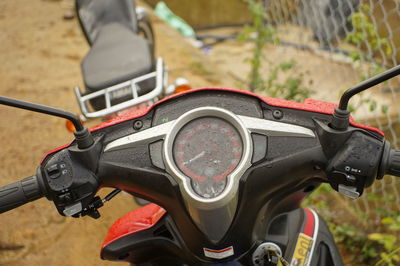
0 1 397 265
0 1 235 265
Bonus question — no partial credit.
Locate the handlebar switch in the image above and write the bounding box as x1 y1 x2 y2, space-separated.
330 171 356 185
41 149 100 217
327 131 384 198
57 191 73 203
46 164 61 179
63 202 83 216
337 184 360 199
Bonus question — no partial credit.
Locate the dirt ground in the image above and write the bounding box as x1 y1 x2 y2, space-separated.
0 1 236 265
0 1 397 266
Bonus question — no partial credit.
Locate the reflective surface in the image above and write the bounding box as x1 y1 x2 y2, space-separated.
173 117 243 198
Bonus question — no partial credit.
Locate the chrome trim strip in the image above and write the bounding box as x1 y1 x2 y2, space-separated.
75 57 166 119
238 115 315 138
102 108 317 242
104 120 175 152
103 114 315 153
306 208 320 266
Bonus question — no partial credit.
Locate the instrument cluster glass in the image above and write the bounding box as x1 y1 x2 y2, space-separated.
173 116 243 198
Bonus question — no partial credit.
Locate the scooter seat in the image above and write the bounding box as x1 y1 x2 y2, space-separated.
82 23 153 92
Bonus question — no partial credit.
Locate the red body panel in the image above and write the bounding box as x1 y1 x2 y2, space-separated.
38 88 379 258
303 208 316 237
101 203 166 249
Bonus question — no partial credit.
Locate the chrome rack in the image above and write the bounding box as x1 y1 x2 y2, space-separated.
74 58 166 119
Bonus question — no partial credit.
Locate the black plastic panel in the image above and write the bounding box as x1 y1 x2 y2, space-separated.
251 133 268 164
101 216 190 265
150 140 165 169
152 91 263 126
36 89 385 264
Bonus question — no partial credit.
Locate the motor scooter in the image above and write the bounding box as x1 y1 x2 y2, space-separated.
1 64 400 265
72 0 183 120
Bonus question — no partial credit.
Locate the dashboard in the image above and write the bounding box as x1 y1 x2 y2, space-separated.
39 89 385 262
101 90 317 242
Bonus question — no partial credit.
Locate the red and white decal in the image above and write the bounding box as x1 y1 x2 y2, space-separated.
290 208 319 266
203 246 234 259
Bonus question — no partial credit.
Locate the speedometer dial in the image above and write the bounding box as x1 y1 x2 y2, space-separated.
173 117 243 198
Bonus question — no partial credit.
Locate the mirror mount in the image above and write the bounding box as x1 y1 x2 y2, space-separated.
331 64 400 130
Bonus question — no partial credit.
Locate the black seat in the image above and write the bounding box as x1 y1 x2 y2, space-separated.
81 23 154 92
76 0 138 44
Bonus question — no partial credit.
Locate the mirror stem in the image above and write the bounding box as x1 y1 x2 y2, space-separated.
331 64 400 130
0 96 94 149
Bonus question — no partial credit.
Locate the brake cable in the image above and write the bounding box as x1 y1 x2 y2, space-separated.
80 189 122 219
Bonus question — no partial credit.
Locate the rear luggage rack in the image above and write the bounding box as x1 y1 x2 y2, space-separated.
74 58 166 118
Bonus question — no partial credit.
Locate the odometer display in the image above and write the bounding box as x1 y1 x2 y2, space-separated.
173 117 243 198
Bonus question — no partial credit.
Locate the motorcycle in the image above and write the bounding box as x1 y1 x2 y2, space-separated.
1 64 400 265
72 0 182 120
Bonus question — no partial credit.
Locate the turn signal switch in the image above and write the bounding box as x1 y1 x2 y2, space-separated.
327 132 384 199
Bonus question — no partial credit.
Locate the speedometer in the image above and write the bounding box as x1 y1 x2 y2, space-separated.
172 117 243 199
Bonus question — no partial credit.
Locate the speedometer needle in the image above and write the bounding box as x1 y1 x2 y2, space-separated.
183 151 206 165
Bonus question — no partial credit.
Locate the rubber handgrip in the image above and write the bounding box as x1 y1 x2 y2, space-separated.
0 175 44 213
387 149 400 177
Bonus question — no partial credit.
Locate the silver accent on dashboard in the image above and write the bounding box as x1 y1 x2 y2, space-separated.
163 107 253 242
104 114 314 154
238 115 315 138
104 120 175 152
103 106 317 242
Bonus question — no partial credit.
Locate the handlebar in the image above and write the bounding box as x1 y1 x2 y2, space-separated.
385 148 400 177
0 175 46 213
2 88 400 265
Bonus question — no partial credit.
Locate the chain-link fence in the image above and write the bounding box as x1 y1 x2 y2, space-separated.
259 0 400 220
149 0 399 261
